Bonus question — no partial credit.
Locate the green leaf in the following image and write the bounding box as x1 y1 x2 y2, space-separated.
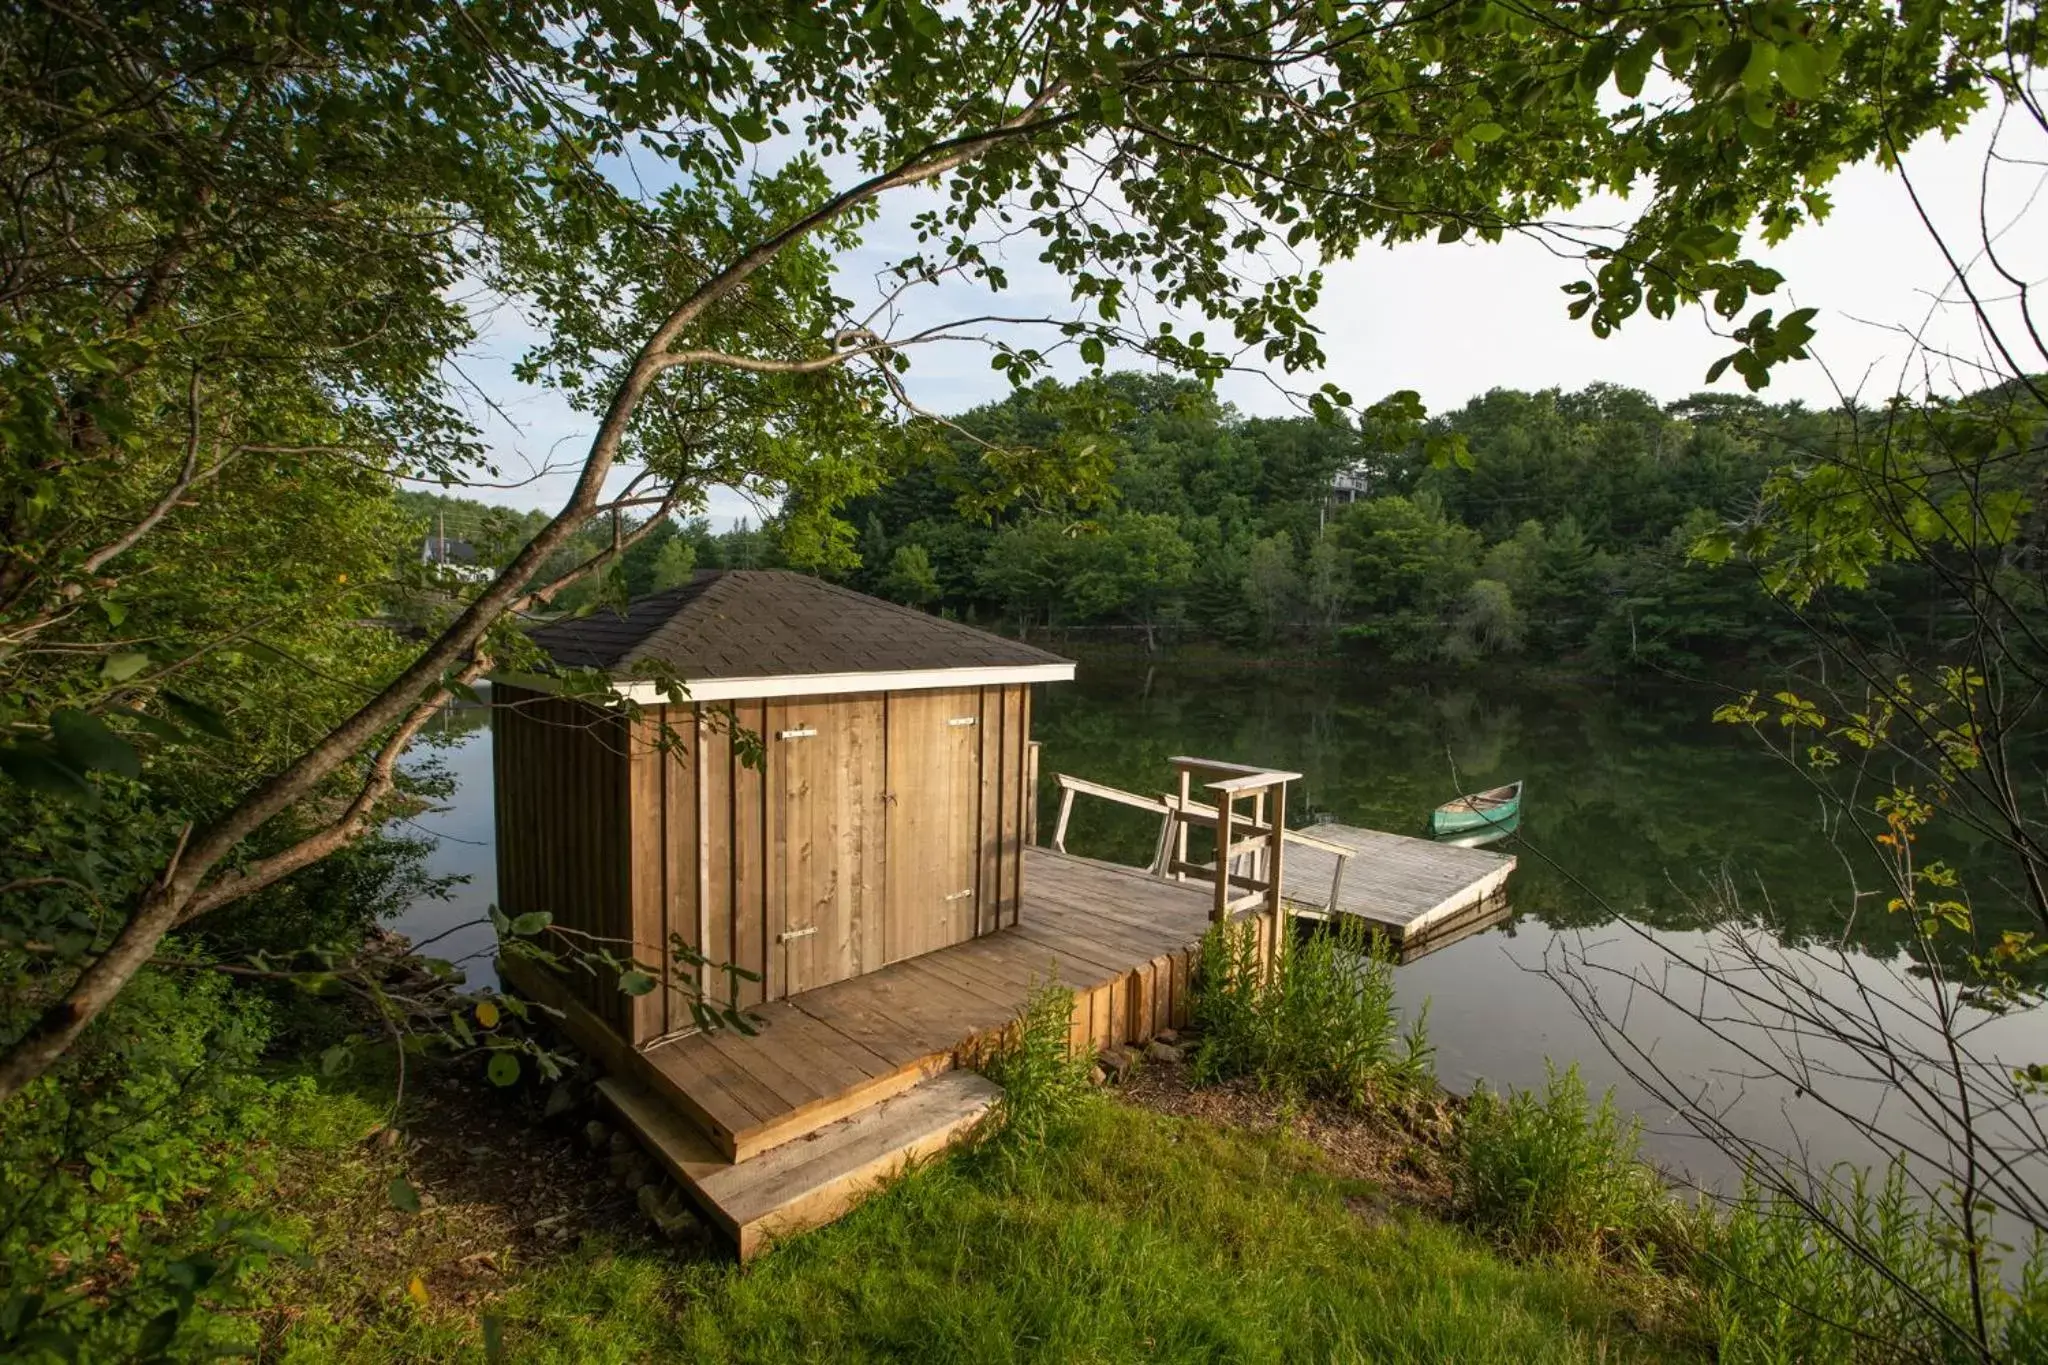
1777 42 1823 100
1078 336 1106 366
1424 432 1473 470
618 969 657 996
1577 37 1616 92
101 651 150 682
0 743 96 803
1742 41 1779 93
1614 39 1657 98
509 911 550 936
1467 122 1505 143
162 691 231 740
387 1176 421 1213
1705 40 1753 92
51 708 141 778
104 705 185 743
486 1052 521 1087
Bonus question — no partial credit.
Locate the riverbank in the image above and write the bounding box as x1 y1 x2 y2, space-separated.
21 945 2037 1362
247 1049 1699 1363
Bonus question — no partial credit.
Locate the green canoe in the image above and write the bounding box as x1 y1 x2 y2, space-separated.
1429 780 1523 838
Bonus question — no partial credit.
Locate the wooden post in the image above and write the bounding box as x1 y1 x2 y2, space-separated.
1024 740 1041 845
694 706 712 1001
1264 779 1288 969
1250 789 1266 886
1174 767 1192 883
1211 792 1234 924
1052 784 1077 853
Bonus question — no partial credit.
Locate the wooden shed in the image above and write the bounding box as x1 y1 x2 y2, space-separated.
493 570 1074 1042
491 571 1289 1258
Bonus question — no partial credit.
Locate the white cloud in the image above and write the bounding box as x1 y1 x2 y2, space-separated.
458 106 2041 514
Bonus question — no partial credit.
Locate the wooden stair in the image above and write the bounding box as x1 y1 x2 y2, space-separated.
599 1067 1002 1260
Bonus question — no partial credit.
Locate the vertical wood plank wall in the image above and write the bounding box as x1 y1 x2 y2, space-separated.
495 682 1038 1047
492 684 634 1035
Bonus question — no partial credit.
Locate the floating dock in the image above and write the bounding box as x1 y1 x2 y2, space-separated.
1050 768 1518 960
1279 823 1515 959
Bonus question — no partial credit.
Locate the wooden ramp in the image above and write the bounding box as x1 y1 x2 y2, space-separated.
1282 823 1515 953
502 847 1261 1259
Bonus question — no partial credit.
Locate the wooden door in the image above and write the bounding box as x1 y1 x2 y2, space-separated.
767 696 884 998
884 689 983 963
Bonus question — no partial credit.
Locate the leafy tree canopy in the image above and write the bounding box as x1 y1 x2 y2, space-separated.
1 0 2036 1102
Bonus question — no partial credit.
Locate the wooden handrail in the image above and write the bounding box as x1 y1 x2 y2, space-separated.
1048 766 1350 943
1204 770 1302 794
1169 756 1289 779
1162 794 1351 856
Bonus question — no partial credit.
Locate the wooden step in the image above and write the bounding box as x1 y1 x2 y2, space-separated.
639 1011 957 1162
599 1068 1002 1260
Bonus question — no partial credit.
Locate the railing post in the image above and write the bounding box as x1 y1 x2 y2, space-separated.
1024 740 1041 845
1174 766 1192 883
1211 792 1235 924
1264 779 1288 969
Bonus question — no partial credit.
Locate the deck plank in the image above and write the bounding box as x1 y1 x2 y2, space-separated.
1279 824 1515 944
550 849 1269 1172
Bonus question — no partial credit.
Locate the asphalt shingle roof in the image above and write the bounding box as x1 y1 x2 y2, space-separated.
527 571 1071 681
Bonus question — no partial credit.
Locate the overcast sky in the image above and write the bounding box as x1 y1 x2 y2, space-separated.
453 106 2043 523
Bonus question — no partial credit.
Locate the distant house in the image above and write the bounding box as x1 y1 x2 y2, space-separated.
419 530 492 583
1329 466 1372 504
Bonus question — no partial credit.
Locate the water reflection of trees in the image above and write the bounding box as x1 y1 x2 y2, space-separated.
1034 659 2026 975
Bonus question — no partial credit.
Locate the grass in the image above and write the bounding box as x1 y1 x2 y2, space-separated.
1455 1062 1673 1262
276 1095 1696 1363
245 977 1693 1363
1189 917 1431 1107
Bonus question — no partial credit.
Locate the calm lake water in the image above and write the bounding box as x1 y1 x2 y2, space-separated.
396 662 2047 1194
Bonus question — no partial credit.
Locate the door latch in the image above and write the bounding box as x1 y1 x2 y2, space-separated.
776 925 819 943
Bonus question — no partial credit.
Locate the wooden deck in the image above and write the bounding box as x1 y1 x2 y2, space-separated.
1047 769 1517 956
1281 823 1515 950
623 846 1232 1160
501 846 1263 1254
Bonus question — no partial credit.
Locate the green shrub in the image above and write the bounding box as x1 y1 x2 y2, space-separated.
1 965 309 1361
1189 917 1431 1107
1700 1162 2048 1364
1455 1062 1671 1260
979 980 1093 1148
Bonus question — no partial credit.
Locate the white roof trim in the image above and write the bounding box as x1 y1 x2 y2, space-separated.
504 661 1075 705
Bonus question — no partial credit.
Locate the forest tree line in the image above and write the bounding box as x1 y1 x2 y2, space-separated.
413 373 1918 671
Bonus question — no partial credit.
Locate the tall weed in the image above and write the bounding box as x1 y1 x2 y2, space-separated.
1700 1161 2048 1364
1190 917 1431 1107
979 980 1093 1149
1455 1062 1672 1260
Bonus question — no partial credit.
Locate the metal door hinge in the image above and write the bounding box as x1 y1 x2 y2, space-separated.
946 716 977 727
943 888 975 902
776 925 819 943
778 726 817 740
